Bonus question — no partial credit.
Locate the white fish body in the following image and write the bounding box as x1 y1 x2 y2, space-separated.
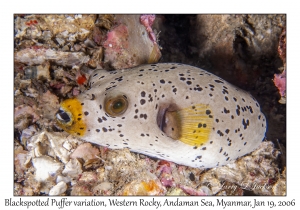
56 63 266 168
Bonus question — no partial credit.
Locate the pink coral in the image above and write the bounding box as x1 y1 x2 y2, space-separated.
178 184 207 196
103 24 129 52
273 69 286 97
140 14 157 44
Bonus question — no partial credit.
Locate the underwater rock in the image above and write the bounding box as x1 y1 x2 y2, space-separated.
103 14 161 69
14 105 39 131
70 143 100 161
190 14 285 87
207 141 280 195
14 47 90 67
15 14 96 43
71 185 93 196
27 131 75 164
166 187 187 195
32 156 63 182
121 178 166 195
49 181 67 196
24 62 51 81
272 167 286 195
14 145 29 181
62 158 83 179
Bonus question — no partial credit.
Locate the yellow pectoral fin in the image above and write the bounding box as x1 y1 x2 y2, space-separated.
177 104 213 147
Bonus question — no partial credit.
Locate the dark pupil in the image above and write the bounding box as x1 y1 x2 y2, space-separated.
113 100 123 110
58 110 71 122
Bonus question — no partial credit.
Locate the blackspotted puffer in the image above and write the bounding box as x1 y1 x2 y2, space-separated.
56 63 267 169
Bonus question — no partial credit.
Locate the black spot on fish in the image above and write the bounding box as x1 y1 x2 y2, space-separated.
140 99 146 105
242 118 250 129
224 107 230 114
194 87 203 91
217 130 224 136
249 106 253 113
222 89 229 94
214 80 224 84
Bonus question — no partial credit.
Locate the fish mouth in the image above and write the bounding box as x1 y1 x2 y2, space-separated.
157 103 182 140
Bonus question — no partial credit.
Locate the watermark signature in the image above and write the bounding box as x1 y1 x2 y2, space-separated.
205 180 276 192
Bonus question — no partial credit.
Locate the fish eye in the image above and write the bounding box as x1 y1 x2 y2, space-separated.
104 95 128 116
56 108 71 124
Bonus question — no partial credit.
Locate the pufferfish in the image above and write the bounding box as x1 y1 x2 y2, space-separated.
56 63 267 169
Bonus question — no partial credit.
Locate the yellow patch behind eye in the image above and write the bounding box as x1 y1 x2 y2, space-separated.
57 98 86 137
177 104 213 147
